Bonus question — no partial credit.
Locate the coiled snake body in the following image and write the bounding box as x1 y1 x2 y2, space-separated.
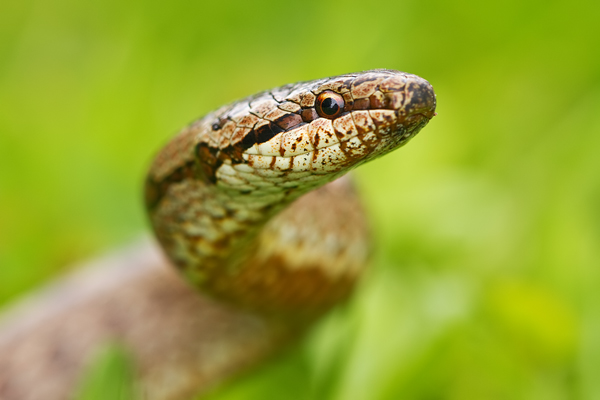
0 70 436 400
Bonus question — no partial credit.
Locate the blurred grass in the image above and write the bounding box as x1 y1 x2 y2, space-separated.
1 0 600 398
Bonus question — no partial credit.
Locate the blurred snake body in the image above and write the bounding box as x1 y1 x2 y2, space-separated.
0 70 436 400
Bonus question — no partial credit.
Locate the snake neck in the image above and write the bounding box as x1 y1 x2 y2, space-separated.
149 176 283 274
149 173 368 320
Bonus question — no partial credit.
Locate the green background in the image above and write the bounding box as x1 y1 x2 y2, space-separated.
1 0 600 399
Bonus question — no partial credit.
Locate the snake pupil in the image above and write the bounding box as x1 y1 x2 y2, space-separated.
321 98 338 115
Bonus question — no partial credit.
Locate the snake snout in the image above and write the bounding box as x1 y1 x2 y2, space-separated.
402 76 437 120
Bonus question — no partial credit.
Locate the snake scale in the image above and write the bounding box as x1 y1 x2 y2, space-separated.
0 70 436 400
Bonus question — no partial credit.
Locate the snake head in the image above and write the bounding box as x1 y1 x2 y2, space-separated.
146 70 436 210
189 70 437 196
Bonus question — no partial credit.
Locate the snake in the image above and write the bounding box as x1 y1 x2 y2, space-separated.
0 69 436 400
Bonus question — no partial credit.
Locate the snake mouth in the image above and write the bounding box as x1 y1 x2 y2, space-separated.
239 109 433 178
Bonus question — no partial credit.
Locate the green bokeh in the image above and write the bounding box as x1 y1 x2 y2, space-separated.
1 0 599 398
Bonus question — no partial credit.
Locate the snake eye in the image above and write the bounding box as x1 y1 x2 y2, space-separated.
316 91 345 119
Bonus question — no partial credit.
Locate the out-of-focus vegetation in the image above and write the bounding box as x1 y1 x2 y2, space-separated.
1 0 599 398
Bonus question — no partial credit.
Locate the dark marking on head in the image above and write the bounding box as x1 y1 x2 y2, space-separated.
255 122 284 144
196 143 220 183
240 131 257 148
219 144 245 164
273 113 303 130
340 78 354 92
193 141 247 187
351 75 375 88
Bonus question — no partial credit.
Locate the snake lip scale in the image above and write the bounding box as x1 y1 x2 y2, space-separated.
146 69 436 318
